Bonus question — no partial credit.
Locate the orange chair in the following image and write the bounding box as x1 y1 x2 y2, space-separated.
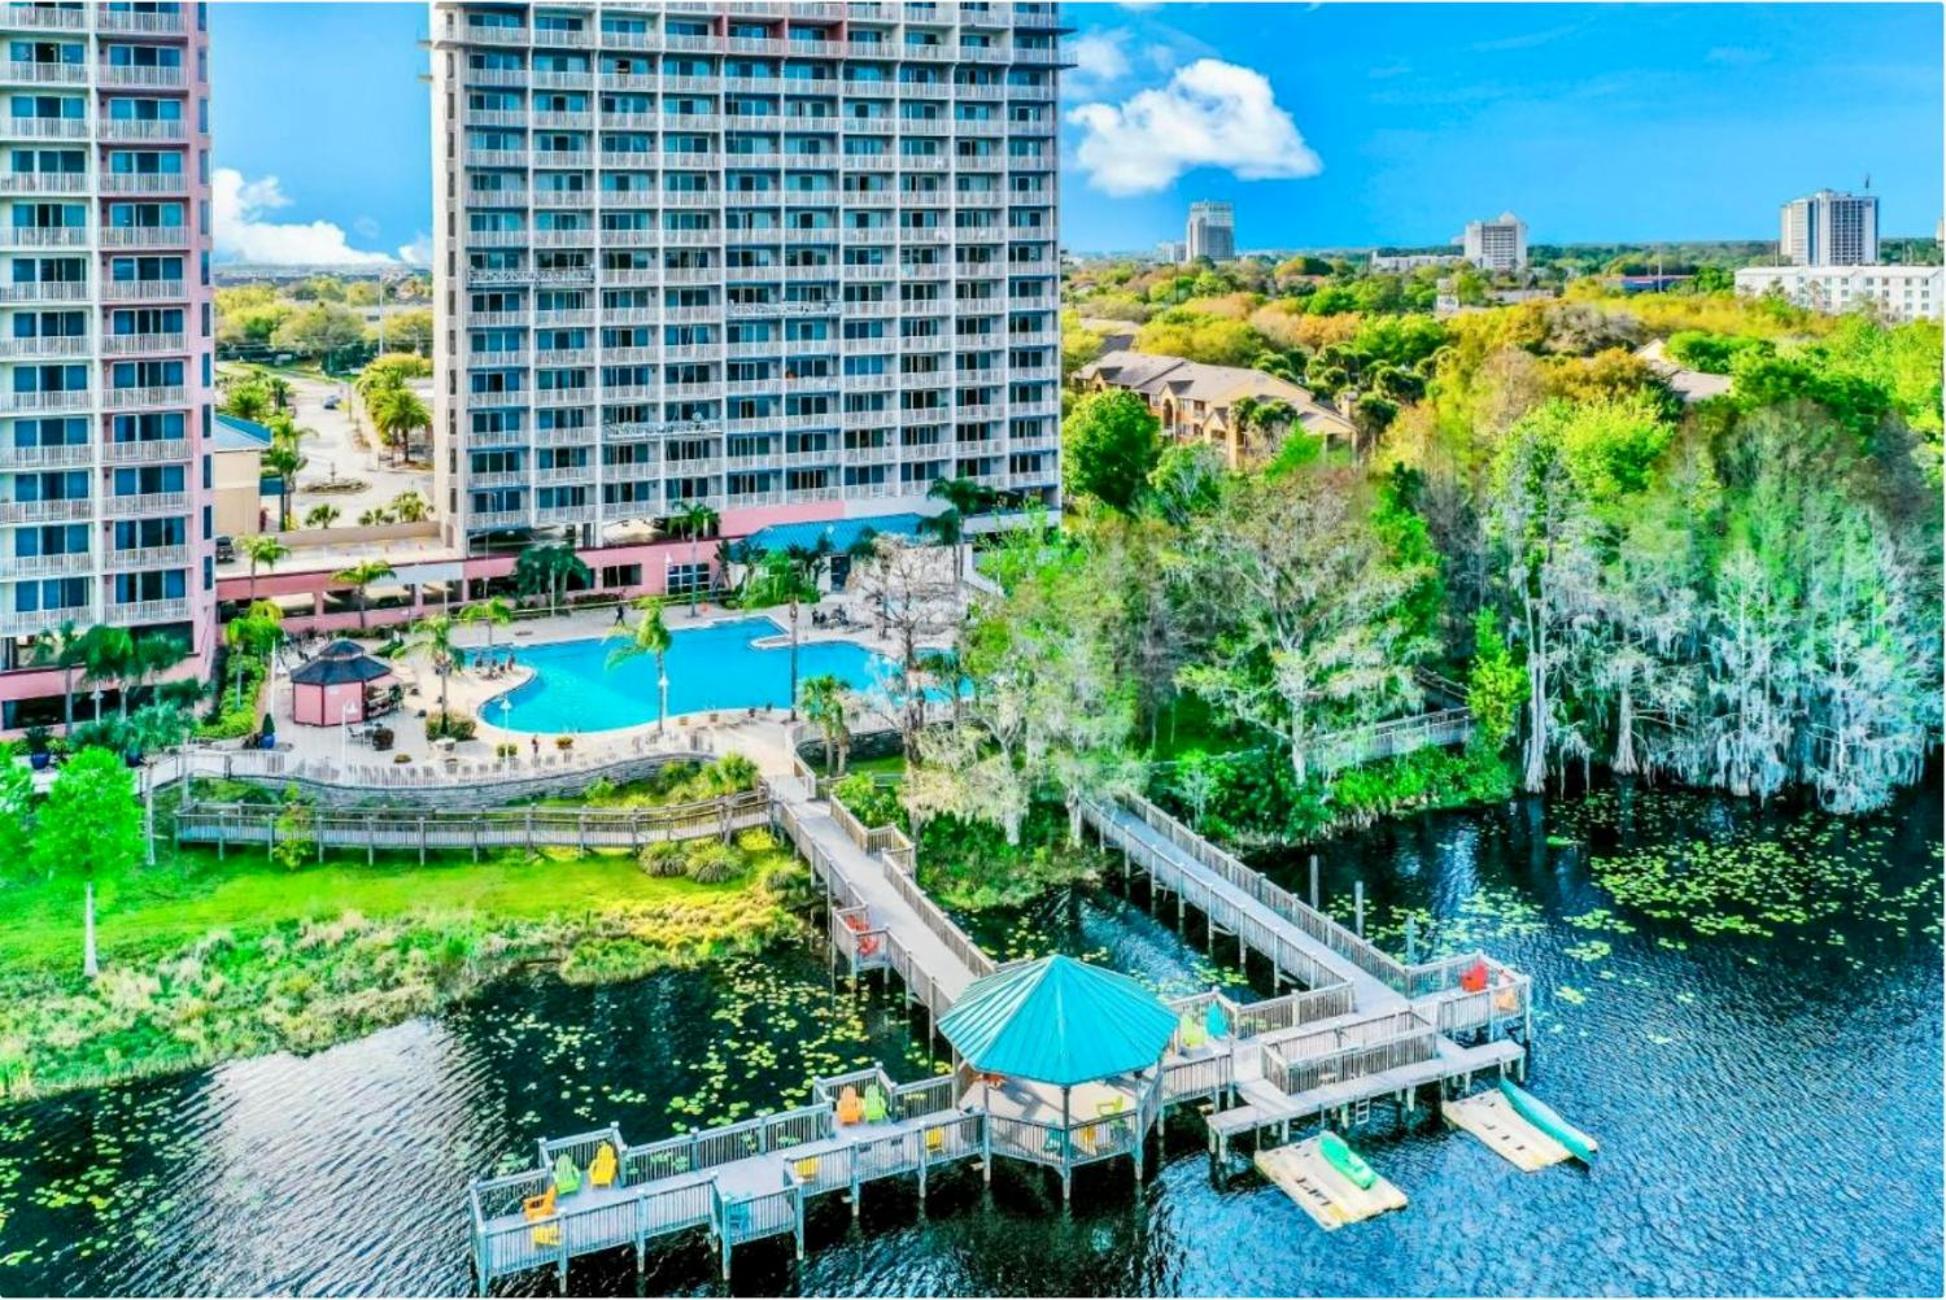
589 1142 618 1189
836 1085 865 1126
523 1186 557 1222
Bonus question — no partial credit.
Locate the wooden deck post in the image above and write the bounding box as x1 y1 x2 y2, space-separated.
366 813 375 866
419 815 428 865
1308 853 1319 909
1354 881 1365 939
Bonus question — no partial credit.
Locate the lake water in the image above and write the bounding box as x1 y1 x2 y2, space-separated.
1 783 1938 1296
487 617 899 734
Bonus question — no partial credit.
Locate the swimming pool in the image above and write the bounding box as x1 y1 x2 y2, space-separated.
484 616 898 734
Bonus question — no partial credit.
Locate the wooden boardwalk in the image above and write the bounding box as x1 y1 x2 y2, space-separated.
466 782 1540 1291
1079 793 1534 1158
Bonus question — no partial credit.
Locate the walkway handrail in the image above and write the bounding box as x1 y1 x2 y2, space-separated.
823 788 997 982
1107 792 1416 994
145 735 714 795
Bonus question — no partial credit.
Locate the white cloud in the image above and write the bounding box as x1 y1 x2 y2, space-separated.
211 167 395 266
1066 59 1322 196
396 232 433 266
1070 31 1131 85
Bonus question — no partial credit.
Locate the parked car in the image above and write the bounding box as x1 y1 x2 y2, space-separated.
215 535 235 562
322 394 340 410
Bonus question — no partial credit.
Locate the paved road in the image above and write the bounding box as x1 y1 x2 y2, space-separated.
284 372 433 526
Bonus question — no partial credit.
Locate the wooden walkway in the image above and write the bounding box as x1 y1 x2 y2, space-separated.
466 782 1542 1292
173 791 771 859
1079 793 1533 1158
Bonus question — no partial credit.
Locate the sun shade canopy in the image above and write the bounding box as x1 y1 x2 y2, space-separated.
937 954 1178 1088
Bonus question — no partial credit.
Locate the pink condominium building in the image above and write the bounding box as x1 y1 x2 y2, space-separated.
429 1 1065 577
0 0 217 728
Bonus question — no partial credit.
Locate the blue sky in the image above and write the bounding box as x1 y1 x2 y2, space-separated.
209 3 1943 263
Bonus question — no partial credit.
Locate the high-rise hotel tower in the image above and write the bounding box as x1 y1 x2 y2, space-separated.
0 1 216 727
429 1 1065 571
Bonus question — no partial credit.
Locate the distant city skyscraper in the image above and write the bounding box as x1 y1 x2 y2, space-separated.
1779 189 1879 266
1462 212 1527 273
1185 201 1234 263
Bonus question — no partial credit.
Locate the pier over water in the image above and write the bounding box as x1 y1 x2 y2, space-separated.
466 780 1532 1292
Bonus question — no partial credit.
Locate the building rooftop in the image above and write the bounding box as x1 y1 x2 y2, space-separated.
743 512 928 557
1075 350 1356 439
214 412 275 453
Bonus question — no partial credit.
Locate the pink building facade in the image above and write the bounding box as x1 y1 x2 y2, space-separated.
1 1 218 730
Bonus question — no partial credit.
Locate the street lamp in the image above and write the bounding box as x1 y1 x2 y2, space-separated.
788 597 800 722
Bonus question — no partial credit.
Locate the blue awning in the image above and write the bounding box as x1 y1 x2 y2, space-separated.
740 512 926 557
938 955 1178 1088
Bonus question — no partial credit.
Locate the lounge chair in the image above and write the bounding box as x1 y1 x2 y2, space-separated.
836 1085 865 1126
522 1186 556 1222
552 1152 582 1196
589 1142 617 1189
862 1083 890 1123
1179 1014 1207 1051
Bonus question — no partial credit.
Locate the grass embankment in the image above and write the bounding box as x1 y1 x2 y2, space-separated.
0 825 808 1102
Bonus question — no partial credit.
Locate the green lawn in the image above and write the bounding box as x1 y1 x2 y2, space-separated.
0 842 726 973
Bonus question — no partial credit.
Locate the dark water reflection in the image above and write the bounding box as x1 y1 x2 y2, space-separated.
1 785 1939 1297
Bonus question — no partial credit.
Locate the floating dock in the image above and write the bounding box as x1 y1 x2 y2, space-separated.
1441 1090 1594 1171
1253 1132 1407 1230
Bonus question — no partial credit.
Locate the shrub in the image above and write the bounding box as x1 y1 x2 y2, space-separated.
196 652 266 741
684 840 744 885
734 827 777 855
585 776 617 803
392 753 412 764
426 711 477 742
638 840 687 877
831 774 903 830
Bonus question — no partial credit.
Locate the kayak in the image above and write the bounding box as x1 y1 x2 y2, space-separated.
1318 1131 1377 1189
1499 1079 1598 1164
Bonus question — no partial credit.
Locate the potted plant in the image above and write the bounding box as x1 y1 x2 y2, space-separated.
24 726 52 771
371 725 395 752
259 712 278 751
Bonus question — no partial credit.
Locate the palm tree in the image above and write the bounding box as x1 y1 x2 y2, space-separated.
224 384 270 423
31 620 86 733
405 614 460 719
511 543 590 616
223 601 283 710
77 624 134 720
389 490 432 522
304 503 341 529
605 597 674 735
458 595 515 652
264 374 293 412
927 474 996 519
237 534 289 603
916 507 967 578
798 674 851 776
332 559 396 631
126 633 188 712
670 501 719 616
260 435 305 531
368 383 430 466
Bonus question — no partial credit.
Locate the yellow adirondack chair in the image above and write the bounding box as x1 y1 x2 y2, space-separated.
589 1143 618 1189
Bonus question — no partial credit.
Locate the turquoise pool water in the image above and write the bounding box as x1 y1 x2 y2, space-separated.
485 616 896 734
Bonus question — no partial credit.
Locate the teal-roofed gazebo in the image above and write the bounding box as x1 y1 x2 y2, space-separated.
939 955 1178 1197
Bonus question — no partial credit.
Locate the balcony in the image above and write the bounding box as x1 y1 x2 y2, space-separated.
100 116 190 142
0 169 86 195
0 439 88 468
103 384 188 411
101 331 185 357
102 278 187 303
0 279 86 303
1 114 87 140
104 437 189 464
101 224 190 249
0 550 93 580
0 389 90 415
532 150 593 169
464 148 526 169
2 59 87 85
1 6 87 31
99 64 189 90
107 597 193 627
104 543 189 571
0 497 91 524
100 170 189 195
467 507 531 530
3 332 89 358
102 490 189 518
99 8 188 35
